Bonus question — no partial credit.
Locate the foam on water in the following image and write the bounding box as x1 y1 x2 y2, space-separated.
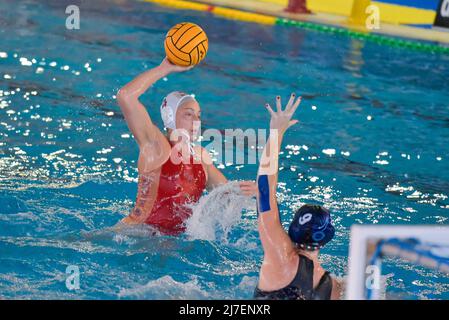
118 275 210 299
118 275 259 299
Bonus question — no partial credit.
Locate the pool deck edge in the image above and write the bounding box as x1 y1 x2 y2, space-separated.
141 0 449 53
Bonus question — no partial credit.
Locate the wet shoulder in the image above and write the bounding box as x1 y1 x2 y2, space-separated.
137 139 171 173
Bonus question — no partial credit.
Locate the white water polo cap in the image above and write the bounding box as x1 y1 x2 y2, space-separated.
160 91 196 130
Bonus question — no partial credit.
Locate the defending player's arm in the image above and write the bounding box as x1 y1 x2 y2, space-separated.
256 94 301 264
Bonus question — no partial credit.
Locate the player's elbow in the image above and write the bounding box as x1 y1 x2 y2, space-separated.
117 87 137 108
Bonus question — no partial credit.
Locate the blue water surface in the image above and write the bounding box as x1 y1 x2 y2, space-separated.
0 0 448 299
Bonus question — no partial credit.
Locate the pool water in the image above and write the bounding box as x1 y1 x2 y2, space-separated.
1 0 448 299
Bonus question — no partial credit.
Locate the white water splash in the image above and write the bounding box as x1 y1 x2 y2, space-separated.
185 181 255 242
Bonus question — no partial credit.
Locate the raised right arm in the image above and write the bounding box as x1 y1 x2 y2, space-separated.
117 59 186 148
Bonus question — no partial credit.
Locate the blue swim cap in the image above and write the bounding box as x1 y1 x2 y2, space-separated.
288 204 335 250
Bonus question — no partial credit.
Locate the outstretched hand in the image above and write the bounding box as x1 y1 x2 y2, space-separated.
159 57 194 73
265 93 301 135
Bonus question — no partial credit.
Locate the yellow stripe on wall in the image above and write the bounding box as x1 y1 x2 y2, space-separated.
144 0 277 25
213 7 277 24
257 0 288 4
143 0 210 11
372 2 436 24
144 0 436 26
300 0 436 25
307 0 354 16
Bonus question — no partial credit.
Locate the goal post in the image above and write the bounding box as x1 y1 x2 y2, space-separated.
346 225 449 300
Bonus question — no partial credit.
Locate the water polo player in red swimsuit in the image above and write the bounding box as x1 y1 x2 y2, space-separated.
116 58 257 235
